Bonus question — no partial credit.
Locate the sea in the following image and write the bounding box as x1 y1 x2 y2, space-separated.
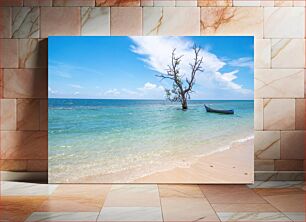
48 99 254 182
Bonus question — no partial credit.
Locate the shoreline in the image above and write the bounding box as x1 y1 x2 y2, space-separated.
51 135 254 183
132 136 254 184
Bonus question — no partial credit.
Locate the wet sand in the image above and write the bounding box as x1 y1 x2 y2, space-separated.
133 137 254 184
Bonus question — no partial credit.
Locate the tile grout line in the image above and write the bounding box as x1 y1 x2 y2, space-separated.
253 189 294 221
95 184 112 221
199 184 295 221
198 185 223 222
157 184 165 222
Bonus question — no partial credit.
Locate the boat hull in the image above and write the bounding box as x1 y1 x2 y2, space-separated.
204 105 234 115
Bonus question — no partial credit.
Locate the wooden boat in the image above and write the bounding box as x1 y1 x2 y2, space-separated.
204 104 234 115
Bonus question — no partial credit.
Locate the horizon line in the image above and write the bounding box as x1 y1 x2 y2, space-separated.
49 97 254 101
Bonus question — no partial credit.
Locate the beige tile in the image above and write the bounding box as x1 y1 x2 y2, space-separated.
38 197 103 212
263 99 295 130
19 39 48 68
141 0 153 6
254 99 263 130
0 39 18 68
280 130 304 160
17 99 40 130
272 39 305 68
25 212 99 221
27 159 48 171
255 171 304 181
0 0 23 6
0 131 48 159
3 69 47 99
104 185 160 207
264 7 305 38
295 99 305 130
255 188 304 196
217 212 291 221
176 0 197 6
0 196 47 221
23 0 52 6
198 0 233 6
161 197 219 221
254 131 280 160
0 69 3 98
0 7 11 38
254 39 271 68
158 185 204 198
254 160 275 171
274 0 293 6
283 212 305 221
212 203 278 212
154 0 175 6
275 160 304 171
98 207 163 221
199 185 266 204
0 99 16 130
256 188 305 212
0 159 27 171
110 7 142 35
255 69 304 98
233 0 260 6
40 99 48 130
12 7 39 38
293 0 305 6
304 70 306 98
96 0 140 6
260 0 274 6
52 184 110 199
248 181 304 189
53 0 95 6
143 7 200 35
200 7 263 38
41 7 80 38
81 7 110 36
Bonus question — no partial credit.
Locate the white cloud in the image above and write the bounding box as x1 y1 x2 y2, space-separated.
48 86 58 94
228 57 254 69
121 88 137 95
73 91 80 96
130 36 224 76
220 70 239 82
101 83 165 99
129 36 253 97
138 82 164 91
69 84 83 89
142 82 157 90
104 88 120 96
137 82 164 98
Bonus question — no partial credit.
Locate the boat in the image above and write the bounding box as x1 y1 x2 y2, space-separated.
204 104 234 115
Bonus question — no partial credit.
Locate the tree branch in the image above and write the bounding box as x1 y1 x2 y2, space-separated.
156 45 204 109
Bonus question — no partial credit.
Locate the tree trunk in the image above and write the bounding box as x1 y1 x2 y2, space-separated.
182 95 188 110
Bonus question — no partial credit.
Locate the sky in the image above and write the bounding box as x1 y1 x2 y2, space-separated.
48 36 254 100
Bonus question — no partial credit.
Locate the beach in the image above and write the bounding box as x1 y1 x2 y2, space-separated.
133 137 254 184
48 99 254 183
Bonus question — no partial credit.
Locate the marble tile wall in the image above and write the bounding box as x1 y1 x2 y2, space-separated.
0 0 304 181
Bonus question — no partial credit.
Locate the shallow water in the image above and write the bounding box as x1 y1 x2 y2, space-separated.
48 99 254 182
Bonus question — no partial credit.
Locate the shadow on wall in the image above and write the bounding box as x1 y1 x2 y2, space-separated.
1 39 48 183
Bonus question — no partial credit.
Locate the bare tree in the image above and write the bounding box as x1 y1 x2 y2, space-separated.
157 45 204 110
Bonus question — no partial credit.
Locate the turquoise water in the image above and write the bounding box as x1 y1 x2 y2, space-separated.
48 99 254 182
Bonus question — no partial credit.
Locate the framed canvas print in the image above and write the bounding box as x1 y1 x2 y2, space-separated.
48 36 254 183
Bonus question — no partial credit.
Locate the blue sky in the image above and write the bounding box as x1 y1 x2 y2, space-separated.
48 36 254 100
